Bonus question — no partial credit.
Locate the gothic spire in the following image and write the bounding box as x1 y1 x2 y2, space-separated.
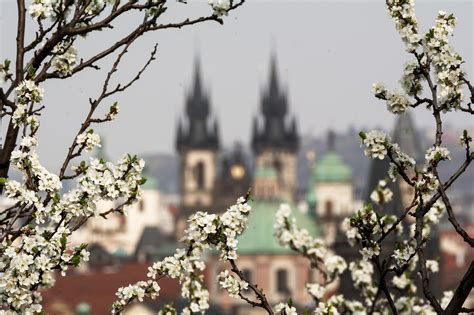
176 57 219 151
252 54 299 152
269 53 280 95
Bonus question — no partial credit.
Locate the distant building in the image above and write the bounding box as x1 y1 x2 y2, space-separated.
306 130 354 245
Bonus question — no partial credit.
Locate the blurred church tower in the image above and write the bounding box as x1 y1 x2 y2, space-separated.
176 58 219 231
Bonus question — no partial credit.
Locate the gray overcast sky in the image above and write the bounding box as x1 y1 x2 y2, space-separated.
0 0 473 171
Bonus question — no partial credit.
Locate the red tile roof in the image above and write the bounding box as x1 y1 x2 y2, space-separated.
42 262 180 315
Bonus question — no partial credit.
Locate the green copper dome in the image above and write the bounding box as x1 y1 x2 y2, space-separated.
313 151 352 183
237 200 319 254
254 165 278 179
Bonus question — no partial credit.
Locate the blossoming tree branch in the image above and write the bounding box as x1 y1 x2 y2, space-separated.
0 0 243 313
0 0 473 314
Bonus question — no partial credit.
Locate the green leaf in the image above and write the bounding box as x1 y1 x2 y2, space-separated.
53 193 60 204
27 65 36 78
359 131 366 140
60 234 67 249
71 254 81 267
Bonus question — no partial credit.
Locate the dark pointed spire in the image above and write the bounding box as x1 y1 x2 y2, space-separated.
176 118 184 147
177 57 219 151
327 130 336 151
269 53 280 94
252 54 299 153
392 112 423 162
192 58 203 97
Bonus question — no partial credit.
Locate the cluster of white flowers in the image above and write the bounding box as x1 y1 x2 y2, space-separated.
57 155 145 219
85 0 105 15
400 61 423 96
360 130 389 160
424 146 451 165
275 303 297 315
114 280 160 311
360 241 381 261
361 131 415 176
372 83 411 114
424 11 463 110
370 180 394 204
76 129 101 152
15 80 44 104
275 204 328 258
208 0 230 16
0 224 90 313
29 0 55 19
11 136 61 193
344 206 375 251
13 80 44 127
306 283 326 300
52 43 77 75
393 273 416 293
393 243 416 267
349 260 374 288
386 90 411 114
414 171 439 194
2 142 145 313
426 260 439 273
425 200 445 225
217 270 248 298
440 291 454 309
386 0 420 52
275 204 347 302
113 197 252 314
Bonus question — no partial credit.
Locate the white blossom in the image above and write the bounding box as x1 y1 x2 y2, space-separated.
76 129 101 151
208 0 230 16
52 43 77 75
306 283 326 300
15 80 44 104
217 270 248 298
426 260 439 273
275 303 297 315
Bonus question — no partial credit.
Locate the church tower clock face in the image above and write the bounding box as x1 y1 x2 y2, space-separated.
230 164 245 180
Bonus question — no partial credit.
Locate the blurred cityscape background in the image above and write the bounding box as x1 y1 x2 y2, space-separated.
0 0 473 314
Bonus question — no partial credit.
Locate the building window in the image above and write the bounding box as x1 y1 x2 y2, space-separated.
325 200 333 218
276 269 290 295
194 162 205 190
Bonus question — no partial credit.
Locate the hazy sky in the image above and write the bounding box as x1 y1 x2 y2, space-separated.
0 0 473 171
